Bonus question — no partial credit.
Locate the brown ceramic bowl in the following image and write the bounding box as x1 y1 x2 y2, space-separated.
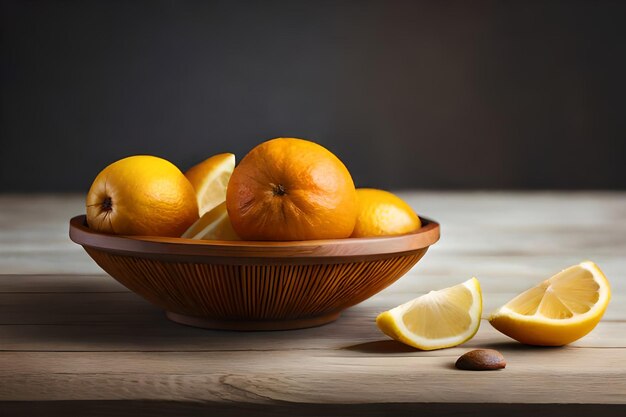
69 215 439 330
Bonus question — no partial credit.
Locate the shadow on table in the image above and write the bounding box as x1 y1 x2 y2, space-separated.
477 341 563 351
341 338 561 354
1 284 386 351
341 340 417 353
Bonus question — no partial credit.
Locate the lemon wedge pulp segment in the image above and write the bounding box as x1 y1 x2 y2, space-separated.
181 201 239 240
185 153 235 216
376 278 482 350
488 261 611 346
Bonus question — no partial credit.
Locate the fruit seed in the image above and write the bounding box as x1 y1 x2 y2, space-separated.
455 349 506 371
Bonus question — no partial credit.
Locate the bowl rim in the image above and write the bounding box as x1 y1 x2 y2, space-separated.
69 214 440 259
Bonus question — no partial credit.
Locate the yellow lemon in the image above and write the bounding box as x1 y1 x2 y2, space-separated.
181 201 240 240
351 188 421 237
489 261 611 346
185 153 235 216
86 155 198 237
376 278 482 350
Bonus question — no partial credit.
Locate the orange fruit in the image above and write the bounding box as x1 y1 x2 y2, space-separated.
351 188 421 237
184 153 235 216
86 155 199 237
226 138 357 240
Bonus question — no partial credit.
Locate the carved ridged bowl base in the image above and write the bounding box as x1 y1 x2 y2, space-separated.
70 215 440 331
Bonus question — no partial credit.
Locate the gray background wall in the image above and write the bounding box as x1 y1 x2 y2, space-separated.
1 0 625 192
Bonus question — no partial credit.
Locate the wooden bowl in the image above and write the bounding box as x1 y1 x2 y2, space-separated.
69 215 440 330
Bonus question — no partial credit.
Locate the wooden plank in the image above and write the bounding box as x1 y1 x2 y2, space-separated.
2 192 624 230
0 350 624 404
0 312 622 351
2 192 626 274
2 271 625 304
2 401 624 417
0 274 127 293
1 276 624 324
4 250 625 292
0 292 161 325
3 263 625 295
1 193 625 411
6 228 626 269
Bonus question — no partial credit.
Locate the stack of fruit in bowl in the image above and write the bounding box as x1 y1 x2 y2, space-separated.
77 137 436 331
86 137 422 242
81 137 610 344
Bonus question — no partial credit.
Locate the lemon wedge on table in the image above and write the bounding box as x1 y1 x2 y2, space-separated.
181 202 240 240
376 278 482 350
489 261 611 346
185 153 235 216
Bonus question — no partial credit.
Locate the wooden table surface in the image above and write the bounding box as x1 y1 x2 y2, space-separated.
1 192 625 416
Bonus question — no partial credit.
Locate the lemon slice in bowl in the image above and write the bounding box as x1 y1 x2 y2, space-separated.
185 153 235 216
489 261 611 346
376 278 482 350
181 202 240 240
